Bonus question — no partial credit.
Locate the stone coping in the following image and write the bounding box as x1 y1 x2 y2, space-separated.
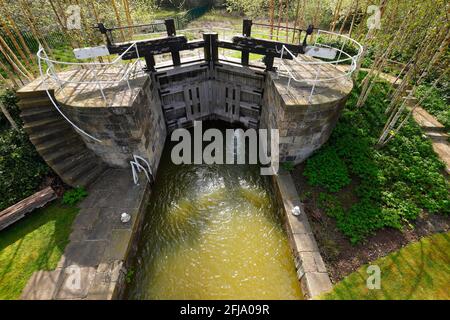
273 170 332 299
21 169 149 300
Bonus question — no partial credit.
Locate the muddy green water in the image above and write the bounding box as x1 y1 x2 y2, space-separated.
126 122 302 300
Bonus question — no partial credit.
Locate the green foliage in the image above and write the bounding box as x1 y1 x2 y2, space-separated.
62 187 88 206
281 161 295 172
0 129 49 211
303 71 449 244
126 268 135 284
303 147 351 192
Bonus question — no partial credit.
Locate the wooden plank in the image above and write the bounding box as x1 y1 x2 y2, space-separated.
0 187 57 231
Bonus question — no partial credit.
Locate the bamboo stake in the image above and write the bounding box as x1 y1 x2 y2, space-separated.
0 60 20 87
111 0 126 41
0 100 19 131
0 1 34 59
0 17 33 69
292 0 301 42
122 0 133 38
0 37 33 79
269 0 274 39
285 0 289 42
330 0 343 32
276 0 283 40
18 0 53 54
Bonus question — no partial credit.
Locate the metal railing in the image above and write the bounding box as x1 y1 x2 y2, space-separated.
277 29 363 103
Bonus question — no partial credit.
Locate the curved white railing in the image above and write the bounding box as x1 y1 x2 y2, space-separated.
277 29 363 102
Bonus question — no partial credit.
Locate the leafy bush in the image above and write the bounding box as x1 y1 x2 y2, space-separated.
302 71 449 244
281 161 295 172
62 187 88 206
303 146 351 192
0 129 49 211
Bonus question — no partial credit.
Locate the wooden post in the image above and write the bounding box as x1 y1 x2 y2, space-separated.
165 19 180 66
263 56 275 71
144 55 156 72
0 60 19 87
241 19 252 66
203 32 218 63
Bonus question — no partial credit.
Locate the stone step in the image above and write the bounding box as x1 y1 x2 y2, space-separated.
23 118 69 134
36 135 81 156
29 126 74 145
16 90 50 100
18 96 53 109
55 150 97 175
63 159 99 186
73 163 109 188
45 145 88 168
21 108 58 123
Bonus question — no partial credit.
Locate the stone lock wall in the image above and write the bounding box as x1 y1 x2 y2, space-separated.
261 73 349 164
59 76 166 172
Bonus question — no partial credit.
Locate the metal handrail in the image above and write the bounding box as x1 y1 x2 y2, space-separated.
276 29 363 102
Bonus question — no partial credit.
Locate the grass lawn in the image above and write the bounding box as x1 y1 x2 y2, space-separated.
0 202 78 300
323 231 450 299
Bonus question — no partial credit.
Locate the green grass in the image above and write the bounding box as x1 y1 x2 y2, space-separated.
322 231 450 300
0 202 78 300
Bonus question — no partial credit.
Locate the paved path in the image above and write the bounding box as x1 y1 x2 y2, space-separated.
361 68 449 175
21 169 149 300
410 106 450 175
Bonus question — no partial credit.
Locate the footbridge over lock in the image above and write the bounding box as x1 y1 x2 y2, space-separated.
17 18 361 188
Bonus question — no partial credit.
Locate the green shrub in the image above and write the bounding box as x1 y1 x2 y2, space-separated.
62 187 88 206
302 71 449 244
303 146 351 192
281 161 295 172
0 129 49 211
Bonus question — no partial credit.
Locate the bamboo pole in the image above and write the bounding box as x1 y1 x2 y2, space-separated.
330 0 343 32
0 37 33 79
348 0 359 38
48 0 79 49
285 0 289 42
276 0 283 40
18 0 53 54
111 0 126 41
0 60 20 87
292 0 302 42
0 1 34 59
0 100 19 131
122 0 133 38
269 0 274 39
0 17 33 69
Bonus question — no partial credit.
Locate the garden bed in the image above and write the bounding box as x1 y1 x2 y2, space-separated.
290 72 450 283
